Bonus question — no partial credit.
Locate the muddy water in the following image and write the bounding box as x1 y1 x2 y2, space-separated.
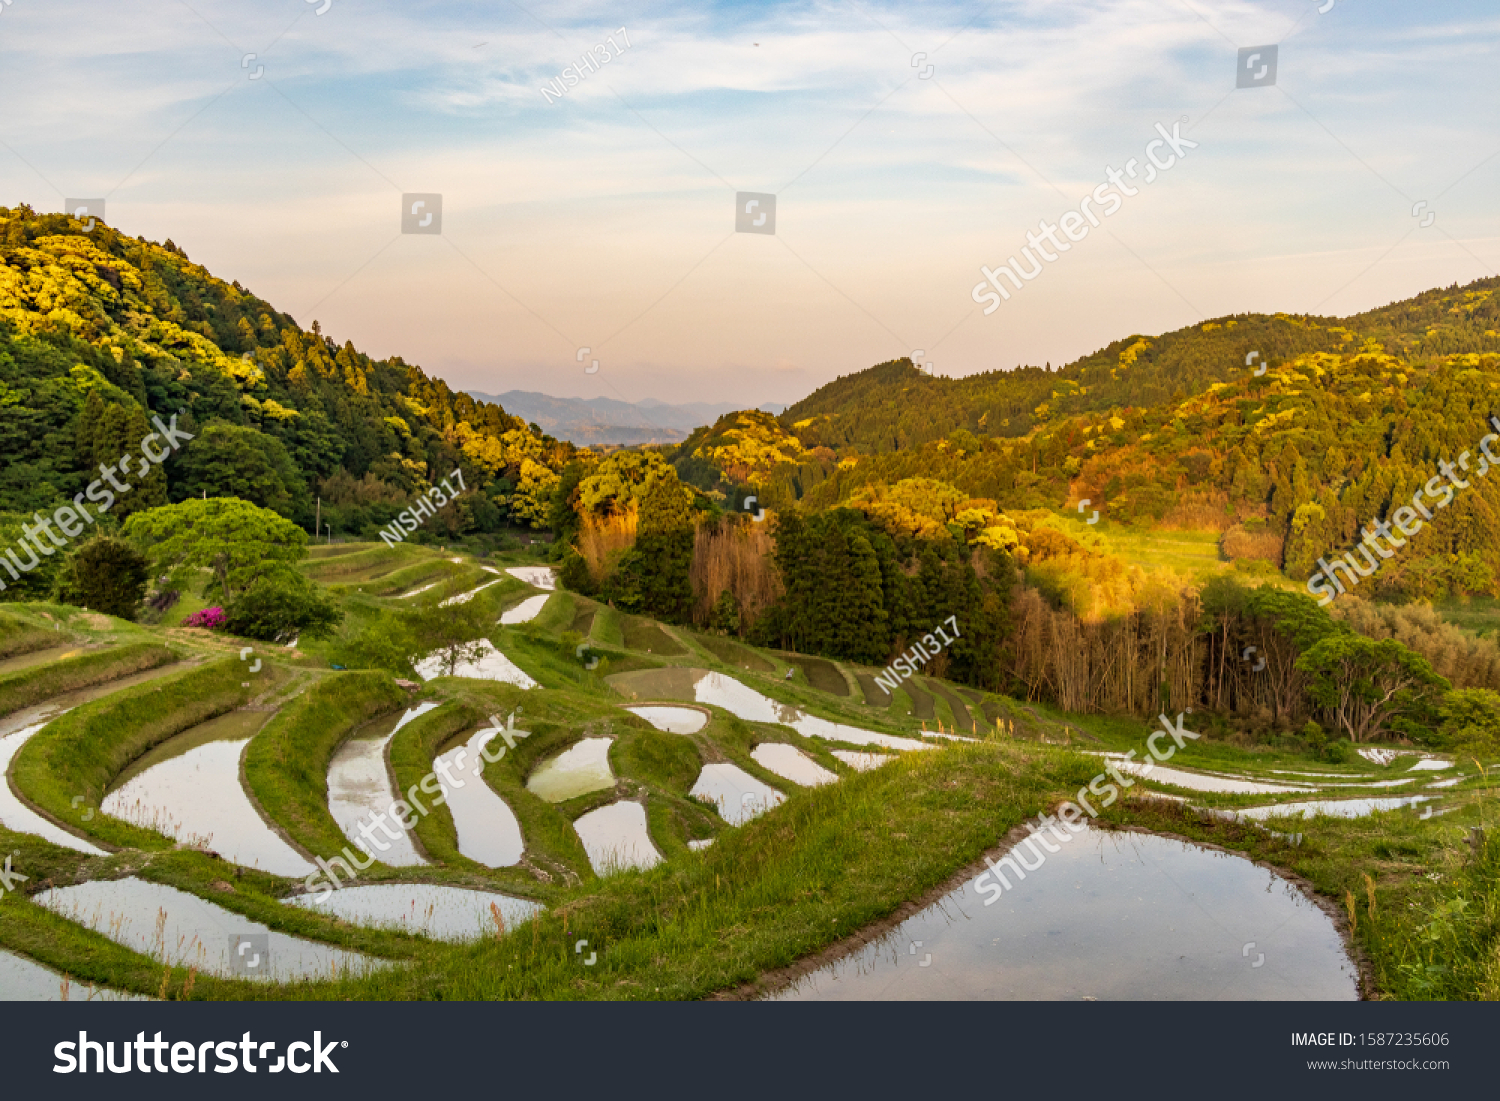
397 581 441 599
691 763 786 825
287 883 542 941
751 743 838 787
415 640 538 688
775 827 1357 1001
506 566 556 590
608 668 931 752
103 711 315 878
526 737 614 803
36 878 377 982
0 645 82 677
625 705 708 734
327 703 439 866
500 594 551 625
573 800 660 874
832 750 895 772
433 729 525 867
0 948 146 1001
1238 796 1431 820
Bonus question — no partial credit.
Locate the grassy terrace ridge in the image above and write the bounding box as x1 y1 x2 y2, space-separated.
0 609 61 662
0 641 177 719
10 657 281 852
0 542 1496 1001
221 738 1096 1000
242 670 409 867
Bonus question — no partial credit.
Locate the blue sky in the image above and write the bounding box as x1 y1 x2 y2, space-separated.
1 0 1496 406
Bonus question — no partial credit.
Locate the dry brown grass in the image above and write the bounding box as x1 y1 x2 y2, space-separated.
579 505 638 583
1221 524 1284 564
690 516 782 632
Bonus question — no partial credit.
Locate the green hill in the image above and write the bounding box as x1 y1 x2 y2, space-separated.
0 205 577 548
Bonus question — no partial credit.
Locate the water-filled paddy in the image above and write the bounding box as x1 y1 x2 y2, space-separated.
624 705 708 734
439 579 504 607
832 750 894 772
751 743 838 787
526 737 614 803
1107 755 1311 795
35 878 375 982
608 668 931 752
433 729 524 867
690 762 786 825
327 703 439 866
286 883 542 941
573 800 661 874
774 828 1357 1001
506 566 557 590
415 640 538 688
1237 796 1430 820
0 720 109 855
500 594 550 624
102 710 315 878
0 948 145 1001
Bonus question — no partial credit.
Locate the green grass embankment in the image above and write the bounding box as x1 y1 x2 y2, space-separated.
0 642 178 719
242 671 408 865
11 657 280 851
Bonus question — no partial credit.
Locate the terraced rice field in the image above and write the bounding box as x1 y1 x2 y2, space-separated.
0 548 1489 1002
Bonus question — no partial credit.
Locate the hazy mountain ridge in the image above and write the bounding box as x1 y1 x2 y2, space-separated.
467 390 786 446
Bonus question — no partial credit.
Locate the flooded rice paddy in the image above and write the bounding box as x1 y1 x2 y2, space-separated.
573 800 661 874
775 827 1357 1001
499 594 550 624
0 948 145 1001
525 737 615 803
414 640 538 688
1237 796 1431 820
1 720 109 855
506 566 556 590
102 710 315 878
831 750 895 771
286 883 542 941
690 762 786 825
35 878 375 982
608 668 931 752
326 703 439 866
751 743 838 787
432 728 524 867
1107 756 1312 795
438 578 504 607
624 705 708 734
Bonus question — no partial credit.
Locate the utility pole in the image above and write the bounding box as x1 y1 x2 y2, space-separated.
316 496 321 539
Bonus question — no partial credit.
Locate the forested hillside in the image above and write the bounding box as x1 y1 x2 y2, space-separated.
0 205 575 562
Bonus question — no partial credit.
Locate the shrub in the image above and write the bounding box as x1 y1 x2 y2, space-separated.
182 606 227 630
52 535 150 620
225 575 343 643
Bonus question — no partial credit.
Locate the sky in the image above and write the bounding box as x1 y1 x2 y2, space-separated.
1 0 1497 408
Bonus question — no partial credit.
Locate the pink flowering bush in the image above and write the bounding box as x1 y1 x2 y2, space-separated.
182 606 227 630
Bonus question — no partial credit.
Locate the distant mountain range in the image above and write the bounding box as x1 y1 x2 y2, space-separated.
466 390 787 446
